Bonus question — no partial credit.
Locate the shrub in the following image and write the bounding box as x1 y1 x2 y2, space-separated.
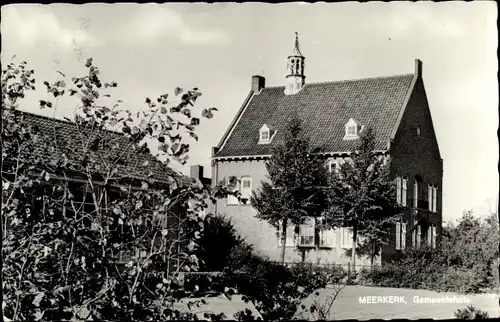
196 214 253 272
454 305 490 319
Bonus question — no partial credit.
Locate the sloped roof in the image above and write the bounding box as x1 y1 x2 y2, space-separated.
215 73 416 157
12 110 191 186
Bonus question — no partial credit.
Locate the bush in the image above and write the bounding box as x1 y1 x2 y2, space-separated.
196 214 253 272
454 305 490 319
359 212 499 294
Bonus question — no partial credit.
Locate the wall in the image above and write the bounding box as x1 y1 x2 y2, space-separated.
212 157 380 266
384 75 444 261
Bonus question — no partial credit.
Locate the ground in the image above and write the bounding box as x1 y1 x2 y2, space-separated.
297 285 500 320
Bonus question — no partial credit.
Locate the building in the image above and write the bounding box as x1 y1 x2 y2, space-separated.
210 34 443 266
2 109 204 263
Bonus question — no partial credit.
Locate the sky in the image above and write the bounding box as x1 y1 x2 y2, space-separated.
1 2 498 222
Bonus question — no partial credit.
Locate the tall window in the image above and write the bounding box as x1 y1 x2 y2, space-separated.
396 177 402 204
395 221 407 250
413 180 418 208
341 227 353 249
432 186 438 212
416 225 421 249
428 184 433 211
402 177 407 206
396 176 407 206
298 217 315 246
432 225 437 248
240 177 252 205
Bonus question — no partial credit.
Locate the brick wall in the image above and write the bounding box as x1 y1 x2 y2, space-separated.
383 75 443 261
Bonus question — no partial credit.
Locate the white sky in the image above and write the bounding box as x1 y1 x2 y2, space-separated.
1 2 498 221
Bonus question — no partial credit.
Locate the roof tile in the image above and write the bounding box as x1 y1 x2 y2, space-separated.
216 73 415 157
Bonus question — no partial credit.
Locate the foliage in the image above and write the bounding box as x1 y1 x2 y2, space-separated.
295 283 345 320
454 305 490 320
250 116 328 263
1 57 231 321
231 260 344 321
323 127 403 268
196 213 253 272
359 211 499 294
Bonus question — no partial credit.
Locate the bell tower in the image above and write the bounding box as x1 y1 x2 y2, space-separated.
285 32 306 95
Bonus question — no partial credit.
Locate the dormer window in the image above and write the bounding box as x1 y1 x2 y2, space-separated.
347 125 357 136
343 118 362 140
258 124 275 144
260 130 270 141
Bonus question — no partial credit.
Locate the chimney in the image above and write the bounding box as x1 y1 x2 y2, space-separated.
415 59 423 77
251 75 265 93
190 165 204 181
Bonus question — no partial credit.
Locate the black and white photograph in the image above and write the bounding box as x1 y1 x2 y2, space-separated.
1 2 498 320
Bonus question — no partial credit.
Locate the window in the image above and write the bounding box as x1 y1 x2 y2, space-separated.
428 184 433 211
344 118 361 140
329 160 339 173
402 178 407 206
298 217 315 247
319 229 336 248
240 177 252 205
396 177 402 204
413 180 418 208
395 221 407 250
341 227 353 249
226 176 239 205
347 125 356 136
432 225 437 248
278 220 296 247
416 225 421 249
396 176 407 206
432 186 437 212
259 124 273 144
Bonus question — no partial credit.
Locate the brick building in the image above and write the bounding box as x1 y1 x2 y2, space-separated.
210 34 443 266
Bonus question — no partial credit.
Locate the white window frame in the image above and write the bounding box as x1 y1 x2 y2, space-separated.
395 222 401 250
226 177 239 205
395 221 407 250
432 186 437 212
402 222 407 249
432 225 437 248
343 118 361 140
328 160 339 174
347 125 357 136
396 177 402 204
240 176 252 205
258 124 274 144
427 226 432 247
428 184 433 211
318 217 336 248
402 177 407 207
298 217 315 247
260 130 270 141
341 227 353 249
416 225 421 249
413 180 418 208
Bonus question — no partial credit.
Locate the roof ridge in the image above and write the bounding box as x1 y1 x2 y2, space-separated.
261 72 415 90
15 108 124 136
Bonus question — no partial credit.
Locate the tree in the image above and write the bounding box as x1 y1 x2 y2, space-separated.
250 116 327 264
2 57 227 321
323 127 403 271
